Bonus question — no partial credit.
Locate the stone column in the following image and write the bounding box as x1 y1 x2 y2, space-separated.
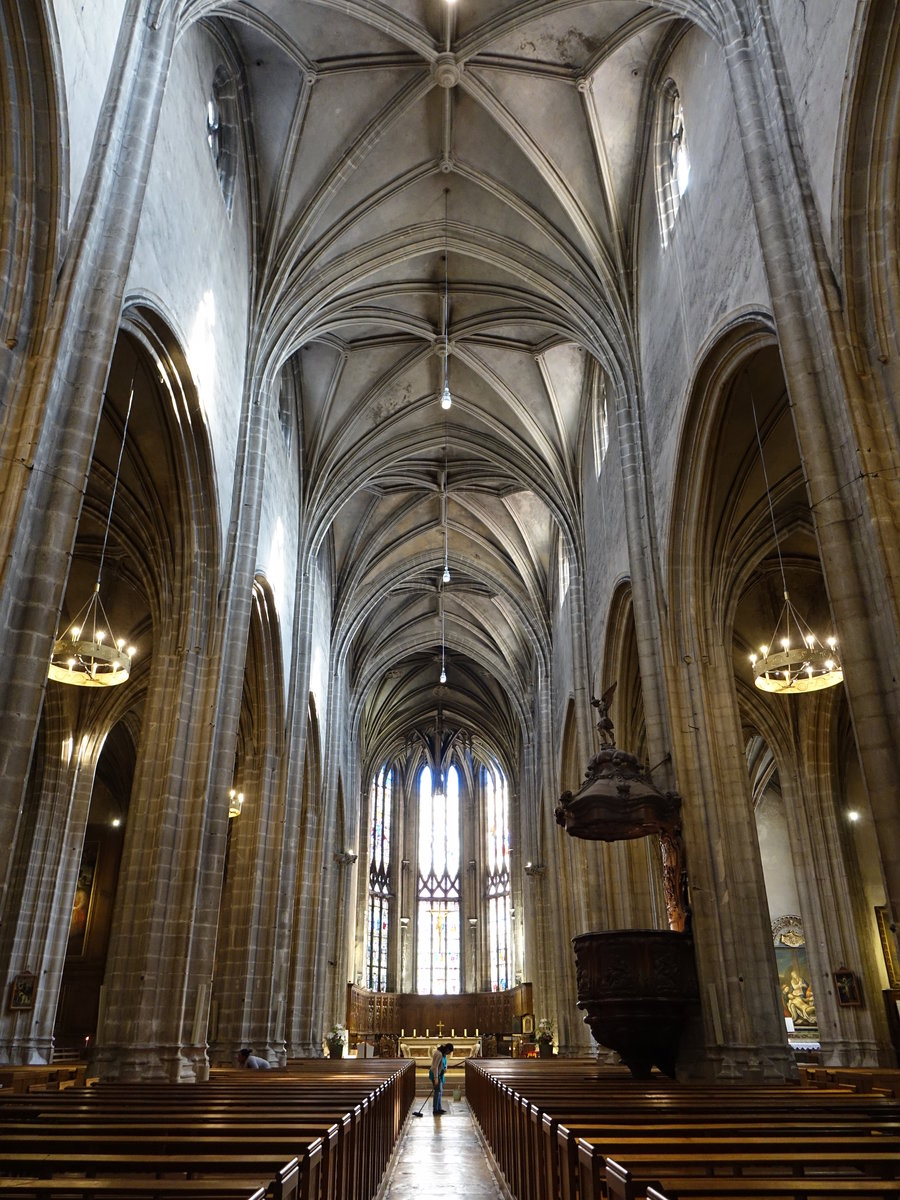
722 0 900 948
175 378 272 1071
670 639 794 1078
0 3 178 929
536 665 592 1054
0 692 94 1064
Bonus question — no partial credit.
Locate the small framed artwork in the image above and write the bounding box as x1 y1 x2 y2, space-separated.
834 969 862 1007
522 1014 534 1035
8 972 36 1011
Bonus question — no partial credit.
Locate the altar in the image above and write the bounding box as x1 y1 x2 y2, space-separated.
346 982 533 1058
399 1033 481 1065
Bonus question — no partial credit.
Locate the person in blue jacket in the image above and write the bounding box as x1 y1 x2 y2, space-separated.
428 1042 454 1114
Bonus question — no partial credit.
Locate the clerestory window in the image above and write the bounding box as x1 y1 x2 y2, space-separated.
593 373 610 477
206 65 237 217
656 80 690 247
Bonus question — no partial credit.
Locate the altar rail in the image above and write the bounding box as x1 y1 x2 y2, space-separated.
346 982 532 1044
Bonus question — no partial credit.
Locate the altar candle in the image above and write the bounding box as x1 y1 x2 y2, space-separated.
451 1028 455 1037
464 1028 468 1037
401 1029 405 1037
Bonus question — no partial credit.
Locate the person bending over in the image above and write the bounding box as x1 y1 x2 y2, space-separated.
237 1047 271 1069
429 1042 454 1114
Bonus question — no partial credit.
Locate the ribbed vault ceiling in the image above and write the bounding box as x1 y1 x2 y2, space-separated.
188 0 695 774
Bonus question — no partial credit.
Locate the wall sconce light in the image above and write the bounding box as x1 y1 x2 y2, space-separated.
228 788 244 818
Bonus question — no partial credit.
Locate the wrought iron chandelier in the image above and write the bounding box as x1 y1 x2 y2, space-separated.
48 385 137 687
748 394 842 694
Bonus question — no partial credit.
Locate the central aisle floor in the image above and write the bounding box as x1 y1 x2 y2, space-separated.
381 1095 506 1200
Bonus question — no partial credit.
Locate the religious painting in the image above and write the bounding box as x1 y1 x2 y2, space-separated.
834 969 862 1007
522 1015 534 1035
8 972 36 1011
68 842 98 957
772 916 817 1040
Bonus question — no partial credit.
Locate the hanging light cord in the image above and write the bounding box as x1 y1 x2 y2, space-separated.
749 391 788 597
96 382 134 590
444 190 450 376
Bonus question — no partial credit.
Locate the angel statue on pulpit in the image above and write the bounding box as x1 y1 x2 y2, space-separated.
591 682 617 746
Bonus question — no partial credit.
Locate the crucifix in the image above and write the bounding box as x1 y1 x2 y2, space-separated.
435 1019 445 1037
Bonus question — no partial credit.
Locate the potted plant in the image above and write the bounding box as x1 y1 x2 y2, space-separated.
536 1018 554 1058
325 1022 346 1059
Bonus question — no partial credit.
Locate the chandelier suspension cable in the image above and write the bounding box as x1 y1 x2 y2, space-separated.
439 591 447 685
750 395 790 597
747 384 842 694
440 188 452 410
442 439 450 584
97 384 134 592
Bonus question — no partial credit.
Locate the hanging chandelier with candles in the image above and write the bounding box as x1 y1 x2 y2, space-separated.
48 385 137 688
748 393 842 695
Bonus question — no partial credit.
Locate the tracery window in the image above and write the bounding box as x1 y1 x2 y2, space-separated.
656 80 690 246
484 764 512 991
365 767 392 991
416 764 461 994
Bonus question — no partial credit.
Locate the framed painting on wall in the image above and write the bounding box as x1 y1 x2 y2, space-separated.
834 969 862 1007
8 972 36 1011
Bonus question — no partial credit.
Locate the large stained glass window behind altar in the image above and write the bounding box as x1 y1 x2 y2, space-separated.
365 766 392 990
416 764 461 993
485 764 512 990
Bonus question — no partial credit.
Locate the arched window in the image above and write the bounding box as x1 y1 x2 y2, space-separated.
416 764 461 993
593 373 610 477
207 65 237 217
484 764 511 991
365 767 392 990
558 537 570 609
656 80 690 247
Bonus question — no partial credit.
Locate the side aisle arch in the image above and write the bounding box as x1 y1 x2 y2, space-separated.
667 318 891 1070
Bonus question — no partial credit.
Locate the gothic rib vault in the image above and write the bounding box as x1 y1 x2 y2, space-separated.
205 0 675 779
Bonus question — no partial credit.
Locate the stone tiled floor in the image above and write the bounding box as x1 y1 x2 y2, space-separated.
381 1094 506 1199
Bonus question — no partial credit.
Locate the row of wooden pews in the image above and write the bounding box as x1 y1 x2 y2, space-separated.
0 1064 89 1093
0 1057 415 1200
465 1058 900 1200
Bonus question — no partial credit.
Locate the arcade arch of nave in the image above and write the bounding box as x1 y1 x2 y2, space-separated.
0 0 898 1078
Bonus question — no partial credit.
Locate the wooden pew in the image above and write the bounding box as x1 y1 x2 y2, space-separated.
645 1182 900 1200
466 1058 900 1200
601 1149 900 1200
0 1059 414 1200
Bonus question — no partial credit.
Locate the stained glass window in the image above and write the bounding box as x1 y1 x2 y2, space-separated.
416 764 461 994
365 766 392 991
485 764 512 991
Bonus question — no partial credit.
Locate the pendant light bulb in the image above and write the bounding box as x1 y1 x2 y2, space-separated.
440 380 452 410
442 564 451 584
440 666 447 684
